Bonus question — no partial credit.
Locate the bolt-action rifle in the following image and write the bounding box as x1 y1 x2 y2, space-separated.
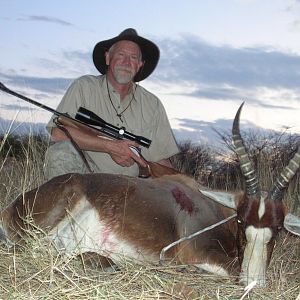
0 82 178 178
0 82 151 148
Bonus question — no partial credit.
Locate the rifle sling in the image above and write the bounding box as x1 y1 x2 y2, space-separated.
53 118 178 178
54 117 94 173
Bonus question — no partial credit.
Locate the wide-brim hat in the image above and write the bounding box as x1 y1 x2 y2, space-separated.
93 28 160 82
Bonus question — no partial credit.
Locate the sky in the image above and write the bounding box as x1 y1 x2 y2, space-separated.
1 0 300 148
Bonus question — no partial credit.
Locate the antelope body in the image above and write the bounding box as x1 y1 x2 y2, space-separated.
0 104 300 287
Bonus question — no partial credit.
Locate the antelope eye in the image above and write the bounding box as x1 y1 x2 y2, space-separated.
237 219 242 224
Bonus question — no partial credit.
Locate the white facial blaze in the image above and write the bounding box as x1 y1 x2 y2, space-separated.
240 226 272 287
258 192 268 219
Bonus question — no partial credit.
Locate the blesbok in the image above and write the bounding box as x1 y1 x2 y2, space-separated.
0 104 299 287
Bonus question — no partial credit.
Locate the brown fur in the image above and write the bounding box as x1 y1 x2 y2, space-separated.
2 171 288 280
0 172 240 274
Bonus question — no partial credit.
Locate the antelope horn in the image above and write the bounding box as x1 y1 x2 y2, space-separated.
269 145 300 202
232 103 260 198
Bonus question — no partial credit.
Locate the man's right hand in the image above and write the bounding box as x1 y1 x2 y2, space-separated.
51 126 148 168
107 140 147 168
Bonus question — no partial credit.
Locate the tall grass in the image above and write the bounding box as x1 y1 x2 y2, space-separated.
0 130 299 299
0 132 47 208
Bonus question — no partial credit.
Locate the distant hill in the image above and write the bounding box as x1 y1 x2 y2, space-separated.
0 117 48 137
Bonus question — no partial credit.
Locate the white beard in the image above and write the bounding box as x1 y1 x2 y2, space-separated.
114 68 135 84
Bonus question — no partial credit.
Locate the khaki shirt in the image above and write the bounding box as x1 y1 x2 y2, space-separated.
47 75 179 176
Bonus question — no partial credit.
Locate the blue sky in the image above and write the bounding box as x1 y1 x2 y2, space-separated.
1 0 300 145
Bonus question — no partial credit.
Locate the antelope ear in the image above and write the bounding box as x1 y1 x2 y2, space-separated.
199 189 237 210
284 213 300 236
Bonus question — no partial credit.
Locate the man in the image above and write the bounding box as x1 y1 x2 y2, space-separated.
44 28 179 180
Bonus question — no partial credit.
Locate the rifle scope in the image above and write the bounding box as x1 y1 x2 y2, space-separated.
75 107 151 148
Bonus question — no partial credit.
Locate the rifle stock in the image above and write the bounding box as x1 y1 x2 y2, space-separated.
56 115 107 138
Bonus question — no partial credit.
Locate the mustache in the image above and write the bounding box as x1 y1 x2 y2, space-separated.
115 66 133 74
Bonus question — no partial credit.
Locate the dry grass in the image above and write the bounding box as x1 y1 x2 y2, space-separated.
0 234 299 299
0 133 300 299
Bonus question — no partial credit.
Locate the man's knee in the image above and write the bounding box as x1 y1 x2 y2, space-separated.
43 141 90 181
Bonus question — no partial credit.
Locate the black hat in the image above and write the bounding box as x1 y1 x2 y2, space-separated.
93 28 160 82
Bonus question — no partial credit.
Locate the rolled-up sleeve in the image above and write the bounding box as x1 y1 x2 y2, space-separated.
146 100 179 161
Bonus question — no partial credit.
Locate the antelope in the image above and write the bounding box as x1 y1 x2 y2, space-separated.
0 104 299 287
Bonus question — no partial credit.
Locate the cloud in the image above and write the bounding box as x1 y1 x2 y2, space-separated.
184 86 297 110
0 72 72 95
34 50 94 77
0 104 38 112
177 117 256 133
155 35 300 91
17 15 74 27
170 116 280 149
1 33 300 116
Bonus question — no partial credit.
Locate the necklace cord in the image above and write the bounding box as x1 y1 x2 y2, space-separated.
106 77 136 123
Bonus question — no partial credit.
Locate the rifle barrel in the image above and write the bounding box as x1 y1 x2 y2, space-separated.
0 82 152 148
0 82 58 115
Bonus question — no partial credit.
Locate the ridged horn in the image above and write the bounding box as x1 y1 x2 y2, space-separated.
269 145 300 202
232 103 260 198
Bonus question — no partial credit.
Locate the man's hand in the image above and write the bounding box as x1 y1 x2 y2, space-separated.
107 140 147 167
51 126 148 168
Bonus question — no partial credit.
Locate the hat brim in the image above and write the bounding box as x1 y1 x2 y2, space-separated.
93 34 159 82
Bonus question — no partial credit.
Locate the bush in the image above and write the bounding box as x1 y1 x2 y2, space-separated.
172 130 300 213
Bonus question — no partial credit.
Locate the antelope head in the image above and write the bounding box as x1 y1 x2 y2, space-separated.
232 103 300 286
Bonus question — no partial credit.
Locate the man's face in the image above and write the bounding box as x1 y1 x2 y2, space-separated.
105 40 143 84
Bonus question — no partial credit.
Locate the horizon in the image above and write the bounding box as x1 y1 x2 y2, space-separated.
1 0 300 146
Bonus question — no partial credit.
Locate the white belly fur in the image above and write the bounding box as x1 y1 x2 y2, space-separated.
195 263 229 276
48 196 158 263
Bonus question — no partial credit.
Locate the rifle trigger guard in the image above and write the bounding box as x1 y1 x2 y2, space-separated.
129 146 141 157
